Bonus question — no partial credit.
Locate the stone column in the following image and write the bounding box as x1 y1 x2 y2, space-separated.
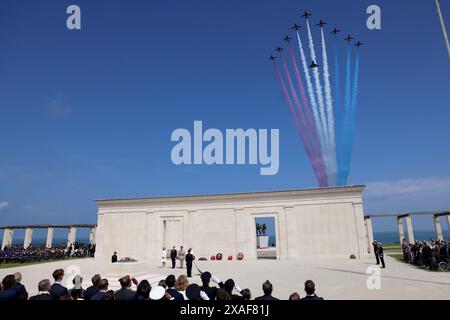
1 229 14 250
67 227 77 247
23 228 33 249
89 227 96 244
446 214 450 234
433 215 444 241
46 227 54 248
405 215 415 243
364 217 374 254
397 216 405 245
278 207 289 260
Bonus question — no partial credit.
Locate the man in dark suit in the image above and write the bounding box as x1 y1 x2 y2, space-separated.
49 269 68 300
254 280 279 300
90 279 109 300
114 275 135 301
13 272 28 300
199 272 218 300
111 252 118 263
300 280 324 301
165 275 184 301
170 246 177 269
29 279 53 301
84 274 101 300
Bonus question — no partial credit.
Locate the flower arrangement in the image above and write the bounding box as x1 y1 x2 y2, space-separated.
118 257 138 262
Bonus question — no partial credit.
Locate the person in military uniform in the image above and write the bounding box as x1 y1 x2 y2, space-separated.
377 243 385 268
372 241 380 265
185 249 194 277
178 246 186 269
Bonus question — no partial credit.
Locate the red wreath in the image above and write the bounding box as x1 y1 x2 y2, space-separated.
210 255 216 260
216 253 223 260
237 252 244 260
227 255 233 260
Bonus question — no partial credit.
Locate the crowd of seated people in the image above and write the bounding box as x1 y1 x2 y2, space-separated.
0 268 323 301
401 239 449 270
0 242 94 264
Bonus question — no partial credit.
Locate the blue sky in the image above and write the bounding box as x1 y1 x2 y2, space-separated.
0 0 449 234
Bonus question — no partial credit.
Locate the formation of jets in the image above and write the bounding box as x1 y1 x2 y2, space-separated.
269 11 363 62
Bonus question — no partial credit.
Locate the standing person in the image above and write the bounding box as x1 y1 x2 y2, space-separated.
49 269 68 300
161 247 167 268
185 249 194 277
170 246 177 269
377 243 386 268
178 246 186 269
111 252 118 263
401 238 408 261
372 241 380 265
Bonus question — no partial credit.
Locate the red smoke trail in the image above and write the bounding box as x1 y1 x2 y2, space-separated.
287 43 328 185
279 55 325 186
273 59 325 186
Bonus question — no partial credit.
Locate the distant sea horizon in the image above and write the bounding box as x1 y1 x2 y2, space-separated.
8 230 449 247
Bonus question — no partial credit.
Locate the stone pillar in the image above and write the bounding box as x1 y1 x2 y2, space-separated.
445 214 450 235
67 227 77 247
364 217 374 254
397 216 405 245
1 229 14 250
46 227 54 248
433 215 444 241
404 215 415 243
89 228 96 244
278 207 289 260
23 228 33 249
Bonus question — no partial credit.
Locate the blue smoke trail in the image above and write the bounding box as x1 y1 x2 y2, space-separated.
333 37 343 186
347 49 360 177
342 44 351 185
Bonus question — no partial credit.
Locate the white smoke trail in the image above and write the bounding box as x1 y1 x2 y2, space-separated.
306 21 331 180
296 31 326 155
320 28 337 185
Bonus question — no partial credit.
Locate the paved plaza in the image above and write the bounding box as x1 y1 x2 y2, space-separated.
1 256 449 300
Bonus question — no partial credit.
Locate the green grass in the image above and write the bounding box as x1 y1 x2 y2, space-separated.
0 257 90 269
387 253 403 260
